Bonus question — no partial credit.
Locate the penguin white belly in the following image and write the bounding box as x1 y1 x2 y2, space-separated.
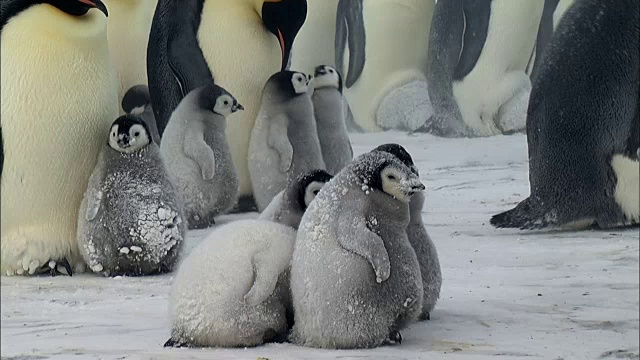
105 0 158 109
198 0 281 196
611 155 640 224
0 6 118 275
290 0 339 74
452 0 543 136
344 0 434 132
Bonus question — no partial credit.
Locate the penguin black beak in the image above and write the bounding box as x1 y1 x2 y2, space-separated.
262 0 307 71
232 103 244 113
78 0 108 17
117 135 130 148
315 66 327 76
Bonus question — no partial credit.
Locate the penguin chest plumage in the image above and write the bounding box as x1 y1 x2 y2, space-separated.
1 5 118 249
105 0 158 106
197 0 281 196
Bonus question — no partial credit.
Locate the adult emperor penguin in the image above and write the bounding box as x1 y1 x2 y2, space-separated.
103 0 158 107
423 0 544 137
290 0 339 74
491 0 639 230
147 0 308 209
335 0 435 132
290 151 425 349
373 143 442 321
1 0 118 276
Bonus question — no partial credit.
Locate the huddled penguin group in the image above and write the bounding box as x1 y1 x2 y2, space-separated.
0 0 637 353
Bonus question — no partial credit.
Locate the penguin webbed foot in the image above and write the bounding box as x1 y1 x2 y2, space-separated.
163 337 186 348
40 259 73 277
418 311 431 321
388 326 402 345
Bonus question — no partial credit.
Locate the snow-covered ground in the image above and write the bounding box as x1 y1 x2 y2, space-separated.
2 132 638 360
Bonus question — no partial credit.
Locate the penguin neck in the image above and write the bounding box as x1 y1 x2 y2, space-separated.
15 4 107 42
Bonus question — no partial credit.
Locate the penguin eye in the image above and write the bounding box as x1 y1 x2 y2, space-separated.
329 69 334 73
313 190 320 195
387 174 397 180
223 100 229 105
134 132 140 137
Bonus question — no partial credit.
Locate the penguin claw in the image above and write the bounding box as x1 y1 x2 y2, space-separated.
164 337 185 348
42 259 73 277
388 328 402 345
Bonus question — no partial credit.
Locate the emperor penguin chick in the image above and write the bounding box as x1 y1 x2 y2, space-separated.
77 115 185 277
290 151 425 349
160 84 243 229
373 143 442 321
249 71 326 212
122 84 161 144
312 65 353 175
259 169 333 229
166 219 297 348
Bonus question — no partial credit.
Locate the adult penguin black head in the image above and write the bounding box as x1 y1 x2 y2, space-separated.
1 0 108 31
262 0 307 71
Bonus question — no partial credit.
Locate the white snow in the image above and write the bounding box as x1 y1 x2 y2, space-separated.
2 132 638 359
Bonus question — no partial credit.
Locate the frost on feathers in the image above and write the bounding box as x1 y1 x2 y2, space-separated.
167 220 296 348
290 151 423 349
77 143 185 277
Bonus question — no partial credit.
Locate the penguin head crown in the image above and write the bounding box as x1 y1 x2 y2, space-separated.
121 85 151 115
194 84 244 118
313 65 343 93
108 115 152 154
265 71 313 99
261 0 308 71
372 143 419 175
351 152 424 204
293 169 334 211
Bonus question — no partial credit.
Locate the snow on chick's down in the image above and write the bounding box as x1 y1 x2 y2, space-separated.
77 121 186 278
167 219 296 348
290 151 424 349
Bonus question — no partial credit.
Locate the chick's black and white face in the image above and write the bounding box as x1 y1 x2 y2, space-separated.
313 65 341 91
303 180 327 207
380 166 425 203
109 122 150 153
213 94 243 117
291 72 312 95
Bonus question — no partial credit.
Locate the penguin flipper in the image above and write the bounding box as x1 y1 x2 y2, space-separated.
184 129 216 180
167 1 214 97
267 118 293 173
1 125 4 178
342 0 366 88
334 0 348 75
243 253 280 307
337 214 391 283
452 0 492 81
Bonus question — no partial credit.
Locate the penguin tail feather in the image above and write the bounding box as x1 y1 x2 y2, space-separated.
490 198 554 230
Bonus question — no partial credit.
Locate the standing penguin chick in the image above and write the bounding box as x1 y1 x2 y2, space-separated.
166 219 297 348
373 143 442 321
161 84 243 229
1 0 118 276
312 65 353 175
249 71 325 212
122 84 161 144
77 115 185 276
290 151 425 349
259 169 333 229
